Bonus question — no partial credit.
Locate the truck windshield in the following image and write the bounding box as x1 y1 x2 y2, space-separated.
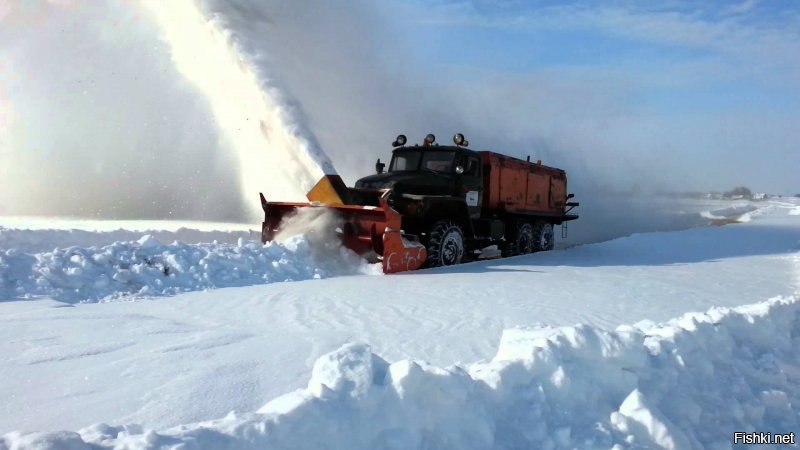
390 150 456 173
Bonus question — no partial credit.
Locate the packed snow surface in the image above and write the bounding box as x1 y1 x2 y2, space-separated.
1 198 799 449
2 297 799 449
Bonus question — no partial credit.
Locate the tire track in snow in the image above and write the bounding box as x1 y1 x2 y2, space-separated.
23 342 137 366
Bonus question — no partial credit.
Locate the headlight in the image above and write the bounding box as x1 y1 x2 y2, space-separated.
392 134 407 147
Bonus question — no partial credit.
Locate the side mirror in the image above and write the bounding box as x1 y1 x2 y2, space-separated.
376 158 385 174
455 165 465 175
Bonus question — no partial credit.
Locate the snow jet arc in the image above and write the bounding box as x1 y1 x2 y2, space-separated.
141 0 338 219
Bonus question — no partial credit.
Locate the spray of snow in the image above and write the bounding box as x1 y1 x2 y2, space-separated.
140 0 337 218
273 206 366 265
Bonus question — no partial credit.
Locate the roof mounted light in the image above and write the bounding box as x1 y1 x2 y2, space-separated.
392 134 407 147
453 133 469 147
423 134 436 146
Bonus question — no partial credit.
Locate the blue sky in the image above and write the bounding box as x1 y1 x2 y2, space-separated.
396 0 800 114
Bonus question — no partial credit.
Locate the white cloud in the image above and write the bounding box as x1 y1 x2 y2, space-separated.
727 0 759 15
0 85 14 132
46 0 77 7
413 2 800 87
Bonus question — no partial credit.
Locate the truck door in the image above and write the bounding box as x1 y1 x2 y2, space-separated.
459 155 483 218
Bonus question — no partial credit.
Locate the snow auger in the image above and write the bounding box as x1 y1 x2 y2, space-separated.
261 133 579 273
260 174 427 274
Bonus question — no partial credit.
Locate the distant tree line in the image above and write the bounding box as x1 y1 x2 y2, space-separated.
723 186 753 199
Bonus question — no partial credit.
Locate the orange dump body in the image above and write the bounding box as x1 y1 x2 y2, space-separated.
480 152 569 217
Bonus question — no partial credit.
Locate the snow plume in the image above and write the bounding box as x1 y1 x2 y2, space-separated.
4 296 799 449
274 207 378 272
140 0 337 219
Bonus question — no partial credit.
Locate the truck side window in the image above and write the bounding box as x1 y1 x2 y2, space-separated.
390 153 421 171
466 157 480 177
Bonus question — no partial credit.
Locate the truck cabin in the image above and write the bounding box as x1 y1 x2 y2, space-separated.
388 148 481 176
354 135 482 204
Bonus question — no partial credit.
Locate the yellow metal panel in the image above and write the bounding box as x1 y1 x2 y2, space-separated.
306 175 347 205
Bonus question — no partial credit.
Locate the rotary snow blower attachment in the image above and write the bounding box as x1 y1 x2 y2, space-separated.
260 174 427 273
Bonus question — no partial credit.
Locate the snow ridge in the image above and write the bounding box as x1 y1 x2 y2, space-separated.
0 235 379 302
4 296 798 449
0 226 254 254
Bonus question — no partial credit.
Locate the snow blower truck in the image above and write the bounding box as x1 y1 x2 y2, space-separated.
260 134 579 273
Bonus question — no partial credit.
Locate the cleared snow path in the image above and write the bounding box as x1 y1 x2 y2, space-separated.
3 296 799 449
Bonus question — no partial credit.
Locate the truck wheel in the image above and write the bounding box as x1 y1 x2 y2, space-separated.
532 221 555 251
515 222 534 254
424 221 465 267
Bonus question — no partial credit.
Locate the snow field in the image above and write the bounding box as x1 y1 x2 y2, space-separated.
0 234 379 302
2 296 798 449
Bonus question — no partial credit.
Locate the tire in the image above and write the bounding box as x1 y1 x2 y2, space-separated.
515 222 534 255
424 221 465 267
532 221 555 251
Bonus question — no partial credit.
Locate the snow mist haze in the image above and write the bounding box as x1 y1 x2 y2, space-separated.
2 1 798 243
0 0 248 220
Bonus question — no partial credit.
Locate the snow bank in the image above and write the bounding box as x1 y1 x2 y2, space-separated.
700 203 759 222
4 296 798 449
0 226 255 254
0 235 379 302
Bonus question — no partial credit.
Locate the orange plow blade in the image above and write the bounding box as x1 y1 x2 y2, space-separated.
259 192 426 273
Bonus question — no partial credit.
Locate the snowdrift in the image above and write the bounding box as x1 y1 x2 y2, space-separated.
0 235 379 302
0 225 255 254
4 296 798 449
700 203 760 224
